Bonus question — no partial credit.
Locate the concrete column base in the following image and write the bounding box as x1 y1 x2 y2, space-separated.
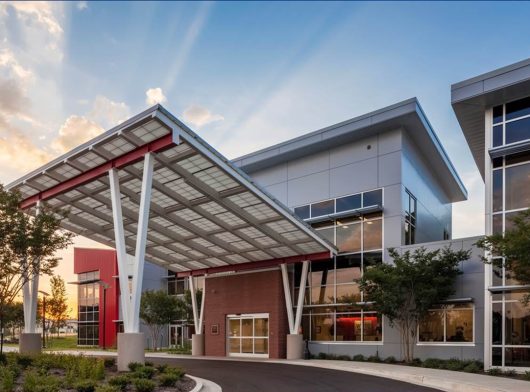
191 334 204 356
286 334 304 359
19 333 42 355
117 333 145 371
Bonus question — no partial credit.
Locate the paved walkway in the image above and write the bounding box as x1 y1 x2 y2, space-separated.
3 347 529 392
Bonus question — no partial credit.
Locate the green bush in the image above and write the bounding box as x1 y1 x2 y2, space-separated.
366 355 382 363
22 371 61 392
134 366 157 379
487 368 503 376
317 352 327 360
74 380 96 392
95 386 119 392
17 355 34 369
463 362 481 373
155 363 168 373
352 354 365 362
158 373 180 387
164 367 184 379
444 358 466 371
422 358 443 369
409 358 423 367
384 356 397 364
336 355 351 361
103 358 116 369
108 375 130 391
144 361 154 367
128 362 143 372
132 378 156 392
523 371 530 381
503 369 517 377
0 367 15 392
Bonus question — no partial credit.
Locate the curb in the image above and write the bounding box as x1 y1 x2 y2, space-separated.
187 375 203 392
187 375 222 392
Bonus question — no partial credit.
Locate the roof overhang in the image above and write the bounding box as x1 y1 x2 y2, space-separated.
451 58 530 179
7 105 337 274
233 98 467 202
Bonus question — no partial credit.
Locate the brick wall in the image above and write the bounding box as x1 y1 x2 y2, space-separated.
203 269 288 358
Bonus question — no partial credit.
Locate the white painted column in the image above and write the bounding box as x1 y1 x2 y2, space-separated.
198 279 206 335
23 201 41 333
109 167 132 332
130 152 154 332
188 276 199 332
280 263 295 334
293 261 309 334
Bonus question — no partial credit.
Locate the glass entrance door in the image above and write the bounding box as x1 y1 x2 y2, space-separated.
227 313 269 357
169 324 184 347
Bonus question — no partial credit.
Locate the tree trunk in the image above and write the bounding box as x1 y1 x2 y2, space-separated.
0 311 4 356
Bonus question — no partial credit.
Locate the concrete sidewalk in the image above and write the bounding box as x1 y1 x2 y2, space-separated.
3 346 529 392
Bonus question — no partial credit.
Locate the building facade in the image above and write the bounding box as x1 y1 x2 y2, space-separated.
453 58 530 370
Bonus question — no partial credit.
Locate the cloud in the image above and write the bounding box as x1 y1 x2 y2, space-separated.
89 95 130 129
145 87 166 106
0 116 52 173
77 1 88 11
52 115 104 154
182 105 224 127
2 1 63 37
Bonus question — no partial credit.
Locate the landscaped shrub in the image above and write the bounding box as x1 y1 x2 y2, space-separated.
155 363 168 373
103 358 116 369
95 385 119 392
164 367 184 380
366 355 382 363
134 365 157 379
336 355 351 361
422 358 443 369
384 356 397 364
158 373 180 387
0 366 15 392
108 375 130 391
22 371 61 392
74 380 97 392
409 358 422 367
132 378 156 392
17 355 34 369
144 361 154 367
317 352 327 360
503 369 517 377
352 354 365 362
128 362 143 372
462 362 481 373
487 368 503 376
444 358 467 371
523 371 530 381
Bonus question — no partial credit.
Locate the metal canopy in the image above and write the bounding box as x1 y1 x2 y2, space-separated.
7 105 336 274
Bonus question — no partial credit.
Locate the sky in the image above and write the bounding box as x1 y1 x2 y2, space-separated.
1 1 530 314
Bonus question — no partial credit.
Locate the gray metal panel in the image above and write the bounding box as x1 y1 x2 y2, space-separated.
451 58 530 179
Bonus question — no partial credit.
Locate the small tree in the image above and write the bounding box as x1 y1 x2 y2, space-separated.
140 290 183 351
182 289 202 326
476 210 530 303
360 247 470 362
0 185 74 354
4 302 24 339
47 275 69 337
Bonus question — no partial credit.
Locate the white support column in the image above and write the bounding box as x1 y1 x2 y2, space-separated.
280 263 295 334
293 260 309 334
22 277 31 333
109 167 132 333
198 279 206 335
188 276 199 332
130 152 154 332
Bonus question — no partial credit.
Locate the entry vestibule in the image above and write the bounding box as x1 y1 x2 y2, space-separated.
227 313 269 358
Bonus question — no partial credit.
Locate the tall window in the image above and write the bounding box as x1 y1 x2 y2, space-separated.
77 271 100 347
404 189 417 245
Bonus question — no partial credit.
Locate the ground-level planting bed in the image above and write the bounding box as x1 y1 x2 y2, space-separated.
0 353 195 392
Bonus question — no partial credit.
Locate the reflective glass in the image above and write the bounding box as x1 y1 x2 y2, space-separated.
294 205 310 220
336 313 362 341
311 313 334 341
241 319 253 336
336 221 361 252
446 307 473 342
254 338 268 354
492 347 502 366
241 338 253 353
363 312 382 341
336 284 361 303
492 169 503 212
315 227 334 246
311 200 334 217
505 348 530 367
311 285 334 304
254 318 268 337
363 219 382 250
492 303 503 345
493 105 503 124
493 125 503 147
492 214 503 235
363 189 382 207
336 194 361 213
504 301 530 345
506 117 530 145
229 338 240 354
505 162 530 211
419 310 444 342
505 151 530 166
310 259 335 286
506 96 530 121
335 254 361 284
228 319 240 337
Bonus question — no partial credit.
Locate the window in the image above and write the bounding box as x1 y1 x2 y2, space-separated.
404 189 417 245
77 273 100 347
292 189 383 221
168 277 186 296
418 303 474 344
505 162 530 211
492 97 530 147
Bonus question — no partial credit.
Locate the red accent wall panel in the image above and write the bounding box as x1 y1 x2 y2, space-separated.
203 270 289 359
74 248 119 348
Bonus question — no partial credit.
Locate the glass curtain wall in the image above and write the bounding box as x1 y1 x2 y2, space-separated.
490 98 530 368
77 271 100 346
296 211 383 343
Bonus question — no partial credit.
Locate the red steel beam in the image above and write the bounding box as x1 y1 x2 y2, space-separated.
176 251 332 277
20 134 175 209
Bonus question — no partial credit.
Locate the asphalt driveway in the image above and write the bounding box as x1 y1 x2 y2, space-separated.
151 358 440 392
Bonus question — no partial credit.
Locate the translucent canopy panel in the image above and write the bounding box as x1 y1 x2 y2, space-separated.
8 105 336 273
